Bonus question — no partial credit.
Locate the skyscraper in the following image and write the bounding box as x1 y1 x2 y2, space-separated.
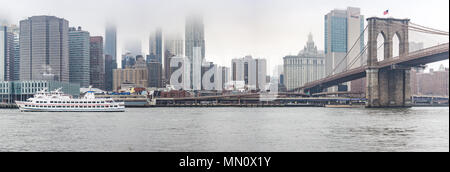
19 16 69 82
69 26 90 88
324 7 364 92
90 36 105 90
185 14 205 62
185 14 205 89
104 22 117 91
147 59 162 88
164 33 183 85
12 25 20 81
0 25 15 81
164 33 184 57
149 28 163 63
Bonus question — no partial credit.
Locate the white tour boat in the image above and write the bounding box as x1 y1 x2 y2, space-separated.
15 88 125 112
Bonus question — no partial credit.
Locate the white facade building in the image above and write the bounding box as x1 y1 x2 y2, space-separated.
284 34 325 91
231 55 267 91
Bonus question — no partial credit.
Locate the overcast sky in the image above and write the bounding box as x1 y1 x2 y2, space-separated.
1 0 448 73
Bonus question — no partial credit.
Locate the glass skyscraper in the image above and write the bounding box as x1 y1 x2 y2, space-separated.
69 27 90 88
1 25 13 81
149 28 163 63
104 23 117 91
185 14 205 89
324 7 364 92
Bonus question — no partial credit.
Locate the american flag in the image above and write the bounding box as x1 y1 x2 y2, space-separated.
383 10 389 15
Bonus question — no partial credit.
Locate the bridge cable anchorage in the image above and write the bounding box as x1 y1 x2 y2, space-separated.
328 25 369 77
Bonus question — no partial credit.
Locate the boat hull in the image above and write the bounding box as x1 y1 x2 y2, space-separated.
18 106 125 112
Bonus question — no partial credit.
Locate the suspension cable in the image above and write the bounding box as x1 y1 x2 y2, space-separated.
327 25 368 77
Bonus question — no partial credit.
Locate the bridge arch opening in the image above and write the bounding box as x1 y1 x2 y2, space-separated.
393 32 401 58
376 32 386 62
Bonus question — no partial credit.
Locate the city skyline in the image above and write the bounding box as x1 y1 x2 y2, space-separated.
1 0 448 73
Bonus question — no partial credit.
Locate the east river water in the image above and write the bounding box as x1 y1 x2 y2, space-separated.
0 107 448 152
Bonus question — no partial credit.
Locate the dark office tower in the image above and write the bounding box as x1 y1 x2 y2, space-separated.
163 49 175 83
19 16 69 82
104 22 117 91
69 27 90 88
147 59 162 88
90 36 105 90
104 54 113 90
149 28 163 63
185 14 205 62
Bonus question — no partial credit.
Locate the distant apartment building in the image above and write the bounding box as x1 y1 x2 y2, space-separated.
113 68 148 91
284 33 325 91
217 66 230 90
325 7 365 92
231 55 267 90
89 36 105 90
69 27 90 88
19 16 69 82
113 56 148 91
411 66 449 96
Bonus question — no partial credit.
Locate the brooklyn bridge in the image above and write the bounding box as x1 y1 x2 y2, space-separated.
296 17 449 108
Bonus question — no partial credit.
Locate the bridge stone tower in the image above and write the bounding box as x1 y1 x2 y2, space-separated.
366 17 412 108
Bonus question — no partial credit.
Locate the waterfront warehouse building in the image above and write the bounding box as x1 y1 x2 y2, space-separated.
0 80 80 104
19 16 70 82
283 33 325 91
69 27 90 88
